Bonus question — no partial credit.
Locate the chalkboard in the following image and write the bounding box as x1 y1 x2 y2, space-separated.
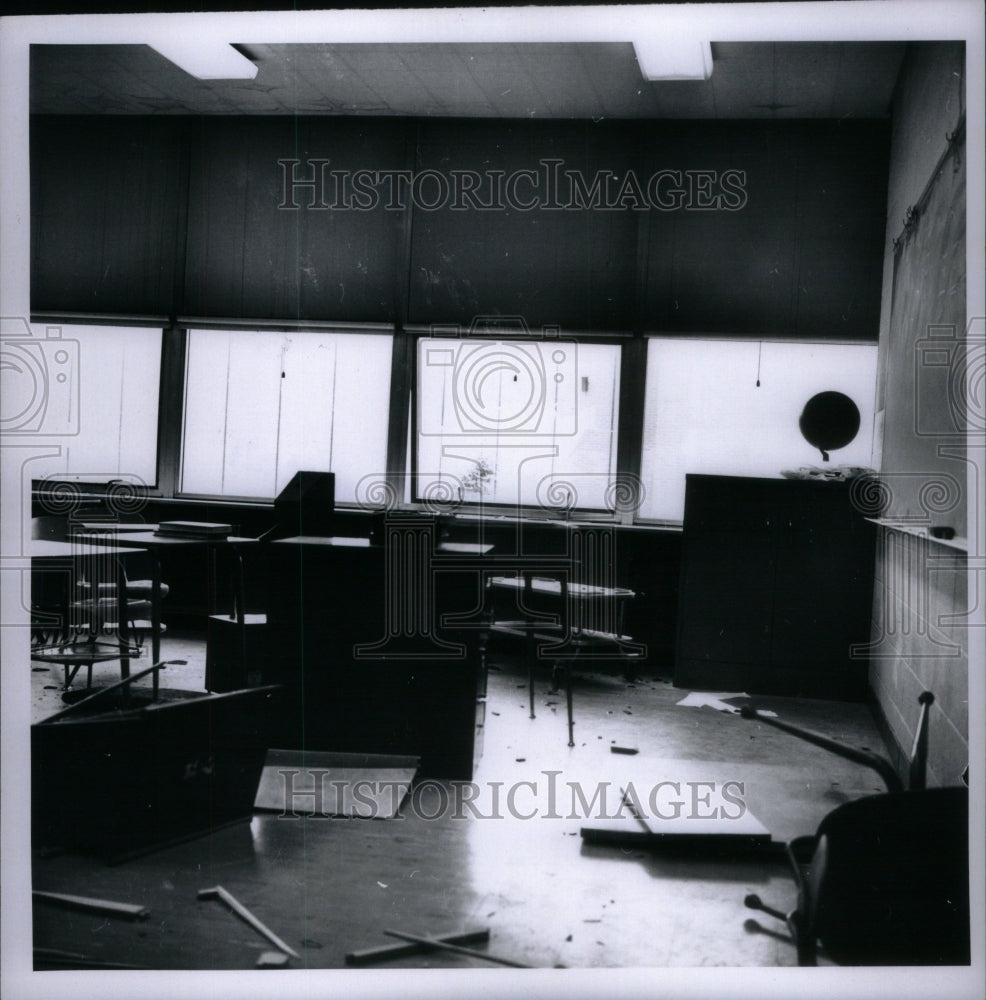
877 138 966 532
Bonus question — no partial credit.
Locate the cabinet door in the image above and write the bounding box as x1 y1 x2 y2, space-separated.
676 530 774 667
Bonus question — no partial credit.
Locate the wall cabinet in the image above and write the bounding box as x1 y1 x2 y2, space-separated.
675 474 875 700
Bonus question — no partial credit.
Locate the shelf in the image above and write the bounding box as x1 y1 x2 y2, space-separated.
865 519 969 553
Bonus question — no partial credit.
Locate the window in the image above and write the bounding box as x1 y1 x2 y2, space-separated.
639 339 878 521
181 328 393 502
416 337 621 511
26 323 162 485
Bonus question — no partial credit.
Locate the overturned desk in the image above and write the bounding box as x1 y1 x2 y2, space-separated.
265 535 489 779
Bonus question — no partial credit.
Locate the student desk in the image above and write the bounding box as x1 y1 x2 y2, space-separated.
68 529 258 666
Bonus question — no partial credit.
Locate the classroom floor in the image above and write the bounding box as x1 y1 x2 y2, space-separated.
28 631 892 970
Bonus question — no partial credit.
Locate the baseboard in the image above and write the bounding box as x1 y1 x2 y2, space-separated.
866 684 909 786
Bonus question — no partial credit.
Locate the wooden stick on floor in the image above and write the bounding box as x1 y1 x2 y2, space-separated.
197 885 300 959
33 890 150 920
346 927 491 966
383 928 530 968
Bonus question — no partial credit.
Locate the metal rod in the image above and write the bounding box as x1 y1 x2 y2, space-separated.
40 660 185 724
383 928 530 968
198 886 300 959
908 691 935 791
740 705 903 793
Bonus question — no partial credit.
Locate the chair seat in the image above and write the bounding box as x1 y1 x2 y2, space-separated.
83 580 170 599
32 643 127 665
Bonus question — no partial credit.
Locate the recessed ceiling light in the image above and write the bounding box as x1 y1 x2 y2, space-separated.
633 39 713 82
149 41 258 81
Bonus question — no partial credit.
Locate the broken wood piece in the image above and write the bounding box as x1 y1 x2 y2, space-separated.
383 928 530 968
610 745 639 755
619 786 655 835
197 885 300 959
256 951 290 968
346 927 490 966
33 890 149 920
33 947 148 970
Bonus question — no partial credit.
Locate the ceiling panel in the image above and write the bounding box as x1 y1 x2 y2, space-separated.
30 41 906 119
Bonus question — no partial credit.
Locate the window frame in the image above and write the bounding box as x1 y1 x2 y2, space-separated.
25 313 168 498
634 331 880 525
175 318 397 506
405 325 642 523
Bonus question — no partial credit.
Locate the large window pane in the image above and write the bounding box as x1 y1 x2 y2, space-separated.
639 339 878 521
181 328 392 502
416 338 621 511
27 324 161 485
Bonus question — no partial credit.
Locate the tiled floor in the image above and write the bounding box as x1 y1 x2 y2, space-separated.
30 630 892 970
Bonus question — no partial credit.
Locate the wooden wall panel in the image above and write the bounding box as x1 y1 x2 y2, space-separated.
407 120 640 330
31 115 888 340
640 121 889 339
31 116 182 315
182 117 406 322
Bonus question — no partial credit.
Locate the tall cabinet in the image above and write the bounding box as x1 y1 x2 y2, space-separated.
675 475 875 701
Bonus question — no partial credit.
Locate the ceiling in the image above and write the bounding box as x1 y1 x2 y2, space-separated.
31 41 906 119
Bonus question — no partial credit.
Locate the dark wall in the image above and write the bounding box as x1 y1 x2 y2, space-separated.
640 121 889 338
31 115 889 339
31 117 184 315
183 117 406 321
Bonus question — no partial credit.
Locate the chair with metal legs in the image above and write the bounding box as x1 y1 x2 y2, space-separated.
486 572 643 746
740 692 970 965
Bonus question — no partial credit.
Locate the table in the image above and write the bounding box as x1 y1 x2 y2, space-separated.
69 530 258 666
31 540 141 687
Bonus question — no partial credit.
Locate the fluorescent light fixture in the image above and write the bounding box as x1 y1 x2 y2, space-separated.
633 38 713 81
149 40 258 80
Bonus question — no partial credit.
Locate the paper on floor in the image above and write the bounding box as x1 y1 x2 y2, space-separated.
675 691 777 716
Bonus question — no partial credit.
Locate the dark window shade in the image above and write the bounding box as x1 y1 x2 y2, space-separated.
407 119 640 330
640 121 889 339
182 117 405 322
31 116 183 316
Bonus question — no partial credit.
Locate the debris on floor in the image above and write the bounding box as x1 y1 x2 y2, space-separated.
675 691 777 716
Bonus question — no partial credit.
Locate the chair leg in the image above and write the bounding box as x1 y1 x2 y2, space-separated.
528 639 536 719
563 663 575 747
788 910 817 966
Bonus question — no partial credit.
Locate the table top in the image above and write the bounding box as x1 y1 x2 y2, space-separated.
69 530 258 549
489 575 635 599
75 522 160 533
435 542 495 555
31 540 139 559
272 535 374 548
